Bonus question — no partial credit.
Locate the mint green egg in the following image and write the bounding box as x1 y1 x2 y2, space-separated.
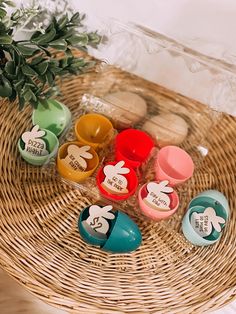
18 128 59 166
32 99 71 137
182 205 222 246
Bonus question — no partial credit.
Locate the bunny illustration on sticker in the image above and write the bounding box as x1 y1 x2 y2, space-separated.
21 125 48 156
101 161 130 194
62 145 93 171
190 207 226 237
84 204 115 235
144 180 173 211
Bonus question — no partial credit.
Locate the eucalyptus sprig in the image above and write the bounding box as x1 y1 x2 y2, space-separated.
0 0 101 109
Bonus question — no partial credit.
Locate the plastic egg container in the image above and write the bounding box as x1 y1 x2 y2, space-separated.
17 92 228 252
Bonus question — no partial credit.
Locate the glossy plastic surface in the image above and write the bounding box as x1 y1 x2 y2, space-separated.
155 145 194 186
138 182 179 221
97 161 138 201
57 141 99 183
18 129 59 166
78 206 142 253
182 205 222 246
115 129 154 169
32 99 71 137
75 113 114 150
189 190 229 218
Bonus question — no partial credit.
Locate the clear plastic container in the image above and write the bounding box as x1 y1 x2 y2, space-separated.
41 19 230 217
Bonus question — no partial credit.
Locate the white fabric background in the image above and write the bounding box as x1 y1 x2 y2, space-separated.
72 0 236 51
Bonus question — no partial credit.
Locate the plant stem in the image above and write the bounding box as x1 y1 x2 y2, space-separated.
16 40 31 43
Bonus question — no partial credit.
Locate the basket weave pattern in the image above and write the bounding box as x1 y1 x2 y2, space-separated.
0 55 236 313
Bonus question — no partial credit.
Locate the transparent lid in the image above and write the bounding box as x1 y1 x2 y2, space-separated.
88 18 236 117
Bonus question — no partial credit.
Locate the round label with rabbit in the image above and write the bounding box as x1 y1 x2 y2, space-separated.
21 125 48 156
190 207 226 237
144 181 173 211
85 204 115 236
101 161 130 194
63 145 93 171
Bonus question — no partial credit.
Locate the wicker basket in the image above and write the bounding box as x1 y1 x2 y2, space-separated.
0 51 235 313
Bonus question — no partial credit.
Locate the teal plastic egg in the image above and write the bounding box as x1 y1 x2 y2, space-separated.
78 205 142 253
189 190 229 218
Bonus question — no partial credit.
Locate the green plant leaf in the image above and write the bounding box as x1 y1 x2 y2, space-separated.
49 60 59 67
23 90 31 101
51 16 57 29
11 47 22 65
16 44 38 56
37 74 46 84
71 12 84 25
68 68 78 75
35 61 48 75
39 47 51 57
48 39 67 51
57 69 68 76
46 71 54 86
29 89 37 101
14 79 24 91
29 98 39 108
65 48 72 57
31 27 56 45
18 96 25 110
8 29 13 36
59 28 75 40
0 76 12 97
88 32 101 46
59 57 69 68
4 1 16 7
49 67 62 75
0 8 7 19
30 55 44 65
38 98 49 108
58 14 69 30
30 31 41 41
0 9 99 109
71 58 86 67
22 86 37 102
22 64 38 77
5 61 15 75
24 82 36 89
0 34 12 44
67 33 88 46
0 22 6 33
48 61 61 75
10 9 20 21
8 89 16 101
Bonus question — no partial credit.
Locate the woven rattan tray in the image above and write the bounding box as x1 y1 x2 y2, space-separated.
0 51 236 313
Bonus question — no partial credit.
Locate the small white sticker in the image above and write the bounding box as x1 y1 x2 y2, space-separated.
190 207 226 237
101 160 130 194
21 125 48 156
85 205 115 235
143 181 173 211
63 145 93 171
